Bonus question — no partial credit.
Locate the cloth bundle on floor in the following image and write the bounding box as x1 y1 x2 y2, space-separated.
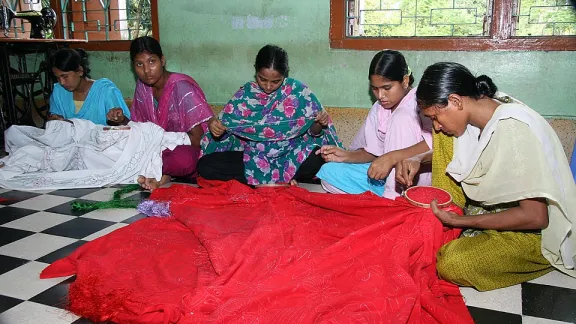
0 119 189 190
41 180 473 324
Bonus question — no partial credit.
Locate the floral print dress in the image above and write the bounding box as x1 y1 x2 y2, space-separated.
201 78 341 185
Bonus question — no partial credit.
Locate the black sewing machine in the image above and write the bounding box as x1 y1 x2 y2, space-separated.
0 5 57 39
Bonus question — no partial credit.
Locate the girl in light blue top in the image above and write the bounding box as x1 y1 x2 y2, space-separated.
48 48 130 125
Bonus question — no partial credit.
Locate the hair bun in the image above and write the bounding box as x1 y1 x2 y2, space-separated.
74 48 88 60
475 75 497 98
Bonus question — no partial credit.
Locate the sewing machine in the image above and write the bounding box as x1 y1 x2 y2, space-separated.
0 5 57 39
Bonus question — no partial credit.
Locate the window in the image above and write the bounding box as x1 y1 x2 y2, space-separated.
1 0 158 51
331 0 576 51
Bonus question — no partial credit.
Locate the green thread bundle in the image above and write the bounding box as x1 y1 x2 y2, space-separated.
71 184 142 211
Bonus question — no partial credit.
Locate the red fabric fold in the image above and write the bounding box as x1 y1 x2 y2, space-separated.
41 181 472 324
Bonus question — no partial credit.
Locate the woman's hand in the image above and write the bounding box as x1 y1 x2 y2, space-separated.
106 108 127 124
431 199 460 226
315 111 329 127
316 145 349 162
48 114 64 121
367 152 398 180
395 157 422 187
208 117 227 138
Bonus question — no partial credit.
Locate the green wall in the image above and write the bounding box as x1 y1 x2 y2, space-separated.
89 0 576 118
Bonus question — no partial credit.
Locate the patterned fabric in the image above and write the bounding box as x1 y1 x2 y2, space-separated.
438 202 553 291
431 131 466 208
0 119 190 190
49 78 130 126
41 181 472 323
201 78 341 185
130 72 213 133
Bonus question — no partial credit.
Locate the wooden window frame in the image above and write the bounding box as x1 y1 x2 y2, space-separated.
49 0 159 51
330 0 576 51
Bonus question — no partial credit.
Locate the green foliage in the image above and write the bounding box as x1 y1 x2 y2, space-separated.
351 0 576 37
126 0 152 39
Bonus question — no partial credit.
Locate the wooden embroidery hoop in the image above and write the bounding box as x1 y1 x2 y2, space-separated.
402 186 453 208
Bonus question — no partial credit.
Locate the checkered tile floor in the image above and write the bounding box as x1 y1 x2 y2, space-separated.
0 183 574 324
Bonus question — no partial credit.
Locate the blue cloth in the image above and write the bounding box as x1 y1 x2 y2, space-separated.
571 140 576 182
49 78 130 125
316 162 385 196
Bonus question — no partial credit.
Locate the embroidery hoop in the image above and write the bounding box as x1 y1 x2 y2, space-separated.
403 186 453 208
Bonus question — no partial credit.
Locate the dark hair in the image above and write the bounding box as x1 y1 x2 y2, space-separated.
130 36 163 62
416 62 498 108
369 50 414 86
254 45 289 77
51 48 91 78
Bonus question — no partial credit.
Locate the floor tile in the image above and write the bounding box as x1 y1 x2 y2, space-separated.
0 255 30 275
467 306 522 324
126 191 151 201
0 233 78 260
49 188 103 198
78 188 119 202
42 218 116 240
522 315 573 323
0 207 38 225
297 183 326 193
10 195 74 211
0 227 35 248
0 294 24 314
29 277 75 310
460 284 522 315
36 241 88 264
81 208 139 222
0 261 69 300
2 212 76 232
521 282 576 323
71 317 115 323
44 199 101 217
0 301 79 323
121 213 147 224
528 270 576 290
81 223 128 241
0 191 41 205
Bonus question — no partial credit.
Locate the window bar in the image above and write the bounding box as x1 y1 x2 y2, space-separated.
100 0 110 41
59 0 69 39
81 0 88 40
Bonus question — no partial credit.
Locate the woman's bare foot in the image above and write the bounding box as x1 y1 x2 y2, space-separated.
138 175 171 191
289 180 299 187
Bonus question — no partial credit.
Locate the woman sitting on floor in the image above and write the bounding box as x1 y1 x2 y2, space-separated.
197 45 341 185
383 62 576 291
48 48 130 125
107 36 214 190
315 50 432 198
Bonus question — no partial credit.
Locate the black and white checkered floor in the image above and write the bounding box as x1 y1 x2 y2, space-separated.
0 183 574 324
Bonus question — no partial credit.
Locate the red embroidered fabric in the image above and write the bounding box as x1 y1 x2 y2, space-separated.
41 180 472 323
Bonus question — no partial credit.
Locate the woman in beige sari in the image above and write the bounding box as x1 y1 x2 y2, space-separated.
391 62 575 291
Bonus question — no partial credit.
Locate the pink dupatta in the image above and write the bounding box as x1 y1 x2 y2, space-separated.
130 73 213 133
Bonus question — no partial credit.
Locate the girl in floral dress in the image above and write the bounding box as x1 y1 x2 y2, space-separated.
198 45 341 185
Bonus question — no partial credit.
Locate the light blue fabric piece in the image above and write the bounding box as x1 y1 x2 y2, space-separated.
316 162 385 196
571 140 576 182
49 78 130 125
